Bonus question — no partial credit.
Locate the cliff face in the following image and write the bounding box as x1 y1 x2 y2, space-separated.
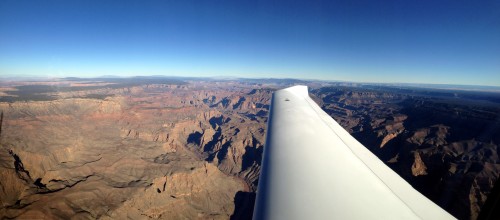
313 86 500 220
104 162 244 220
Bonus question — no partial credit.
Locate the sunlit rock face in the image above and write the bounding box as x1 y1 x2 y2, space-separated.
1 78 499 220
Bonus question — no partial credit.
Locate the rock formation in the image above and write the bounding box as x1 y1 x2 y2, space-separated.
313 85 500 220
0 79 273 219
1 78 498 220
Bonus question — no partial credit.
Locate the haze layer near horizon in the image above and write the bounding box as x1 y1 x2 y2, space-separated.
1 0 499 86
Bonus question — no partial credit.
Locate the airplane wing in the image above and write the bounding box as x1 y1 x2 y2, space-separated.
252 86 455 220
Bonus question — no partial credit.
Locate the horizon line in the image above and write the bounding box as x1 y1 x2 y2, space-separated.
2 74 500 89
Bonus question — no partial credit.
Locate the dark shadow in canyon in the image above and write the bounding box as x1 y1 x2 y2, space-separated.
230 191 256 220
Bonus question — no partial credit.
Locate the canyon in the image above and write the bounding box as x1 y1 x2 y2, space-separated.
1 77 499 219
313 85 500 220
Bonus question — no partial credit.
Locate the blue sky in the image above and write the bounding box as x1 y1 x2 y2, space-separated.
0 0 499 86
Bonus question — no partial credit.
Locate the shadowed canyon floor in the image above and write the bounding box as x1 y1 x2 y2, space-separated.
1 78 499 220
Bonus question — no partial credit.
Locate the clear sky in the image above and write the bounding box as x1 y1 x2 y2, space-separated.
0 0 499 86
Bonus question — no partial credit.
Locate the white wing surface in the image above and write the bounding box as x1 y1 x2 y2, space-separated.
252 85 455 220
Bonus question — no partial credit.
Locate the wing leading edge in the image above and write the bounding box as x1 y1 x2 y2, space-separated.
253 86 455 220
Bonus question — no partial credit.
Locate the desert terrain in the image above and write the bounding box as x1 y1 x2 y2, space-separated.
313 85 500 220
0 77 499 220
0 77 276 219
